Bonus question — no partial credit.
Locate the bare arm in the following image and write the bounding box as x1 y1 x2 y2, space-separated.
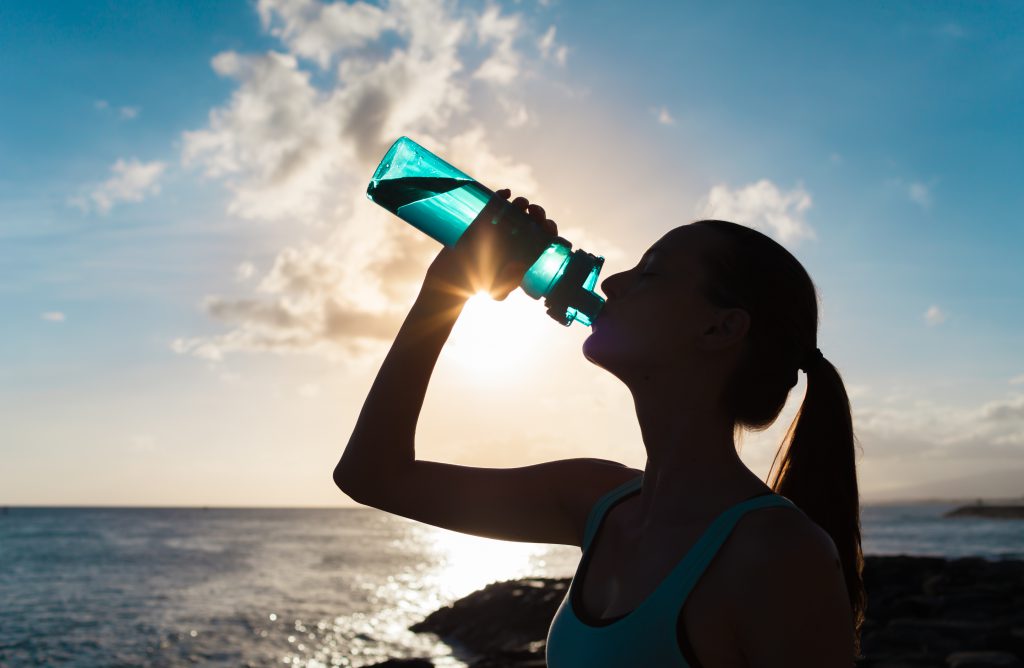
332 283 467 484
332 190 642 546
333 187 526 486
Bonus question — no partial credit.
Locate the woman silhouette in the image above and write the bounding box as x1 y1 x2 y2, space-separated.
335 188 865 666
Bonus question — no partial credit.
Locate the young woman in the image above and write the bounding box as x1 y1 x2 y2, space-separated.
335 188 865 667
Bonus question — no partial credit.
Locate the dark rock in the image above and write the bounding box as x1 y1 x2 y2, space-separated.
946 651 1023 667
365 659 436 668
410 577 567 663
407 557 1024 667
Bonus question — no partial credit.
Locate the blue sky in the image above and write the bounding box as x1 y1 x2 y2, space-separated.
2 0 1022 505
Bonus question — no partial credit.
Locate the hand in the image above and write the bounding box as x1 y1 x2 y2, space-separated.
423 188 558 302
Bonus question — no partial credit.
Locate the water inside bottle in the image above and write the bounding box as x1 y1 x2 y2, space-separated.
367 176 492 248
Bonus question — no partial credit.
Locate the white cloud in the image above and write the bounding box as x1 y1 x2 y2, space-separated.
537 25 567 66
119 106 140 120
73 158 166 214
652 105 675 126
908 181 931 208
1010 373 1024 385
982 394 1024 421
41 311 66 322
256 0 398 69
235 261 256 282
697 179 815 244
473 3 522 84
94 99 109 110
924 305 947 326
174 0 553 361
856 391 1024 462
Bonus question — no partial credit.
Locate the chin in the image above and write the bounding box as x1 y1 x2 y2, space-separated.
582 330 622 373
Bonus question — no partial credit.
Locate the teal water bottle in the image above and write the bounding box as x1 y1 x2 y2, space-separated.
366 136 605 327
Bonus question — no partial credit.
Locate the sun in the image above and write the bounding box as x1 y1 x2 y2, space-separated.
444 289 546 381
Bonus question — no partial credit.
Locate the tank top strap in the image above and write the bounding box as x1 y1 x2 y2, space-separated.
582 476 643 551
644 493 802 620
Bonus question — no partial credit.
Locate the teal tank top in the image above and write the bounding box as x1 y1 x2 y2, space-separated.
546 476 802 667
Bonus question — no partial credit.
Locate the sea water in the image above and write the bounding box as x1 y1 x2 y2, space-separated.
2 503 1019 666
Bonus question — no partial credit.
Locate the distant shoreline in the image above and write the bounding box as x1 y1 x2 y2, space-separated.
944 504 1024 519
3 496 1024 509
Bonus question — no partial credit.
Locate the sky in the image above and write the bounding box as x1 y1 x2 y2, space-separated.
2 0 1022 506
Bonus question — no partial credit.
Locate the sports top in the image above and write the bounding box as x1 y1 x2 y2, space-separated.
546 476 802 667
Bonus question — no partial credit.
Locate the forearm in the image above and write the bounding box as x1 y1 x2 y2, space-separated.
334 285 467 486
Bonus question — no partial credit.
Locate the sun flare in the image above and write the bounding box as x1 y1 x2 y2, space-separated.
444 290 547 381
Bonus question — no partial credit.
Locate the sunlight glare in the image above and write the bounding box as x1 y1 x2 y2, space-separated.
445 290 546 381
421 528 549 600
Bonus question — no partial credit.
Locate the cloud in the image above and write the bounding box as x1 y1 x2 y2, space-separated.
73 158 166 214
473 3 522 84
652 105 675 126
697 179 815 244
924 305 947 326
93 99 141 120
235 261 256 282
41 311 66 322
982 394 1024 421
856 391 1024 462
908 181 931 208
174 0 553 361
537 25 567 66
256 0 398 69
1010 373 1024 386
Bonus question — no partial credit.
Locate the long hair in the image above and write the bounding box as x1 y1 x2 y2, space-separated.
692 219 866 658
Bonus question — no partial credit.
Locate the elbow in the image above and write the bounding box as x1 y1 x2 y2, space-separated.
333 461 372 504
332 463 357 497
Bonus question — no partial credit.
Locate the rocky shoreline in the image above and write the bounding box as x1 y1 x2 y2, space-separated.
369 556 1024 668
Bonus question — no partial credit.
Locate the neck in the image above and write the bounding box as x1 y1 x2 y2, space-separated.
628 383 771 533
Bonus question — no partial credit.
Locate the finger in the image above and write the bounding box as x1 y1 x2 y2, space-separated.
543 218 557 234
511 196 530 210
527 203 546 220
469 191 511 232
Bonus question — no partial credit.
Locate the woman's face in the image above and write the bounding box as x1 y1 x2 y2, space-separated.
582 223 728 387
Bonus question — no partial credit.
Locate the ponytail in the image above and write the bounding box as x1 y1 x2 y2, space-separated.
693 219 866 658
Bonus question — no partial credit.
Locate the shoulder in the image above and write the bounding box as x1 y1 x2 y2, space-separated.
726 505 854 666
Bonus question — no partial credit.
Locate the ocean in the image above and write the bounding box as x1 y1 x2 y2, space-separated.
1 502 1021 667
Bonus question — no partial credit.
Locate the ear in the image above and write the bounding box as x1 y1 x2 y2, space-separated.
700 307 750 351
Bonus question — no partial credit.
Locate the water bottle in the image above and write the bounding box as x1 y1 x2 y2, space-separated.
366 136 605 328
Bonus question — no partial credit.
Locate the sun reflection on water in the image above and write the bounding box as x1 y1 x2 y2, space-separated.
416 526 552 600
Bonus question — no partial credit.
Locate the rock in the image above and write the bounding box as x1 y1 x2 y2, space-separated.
407 558 1024 667
365 659 436 668
410 578 567 663
946 651 1024 667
